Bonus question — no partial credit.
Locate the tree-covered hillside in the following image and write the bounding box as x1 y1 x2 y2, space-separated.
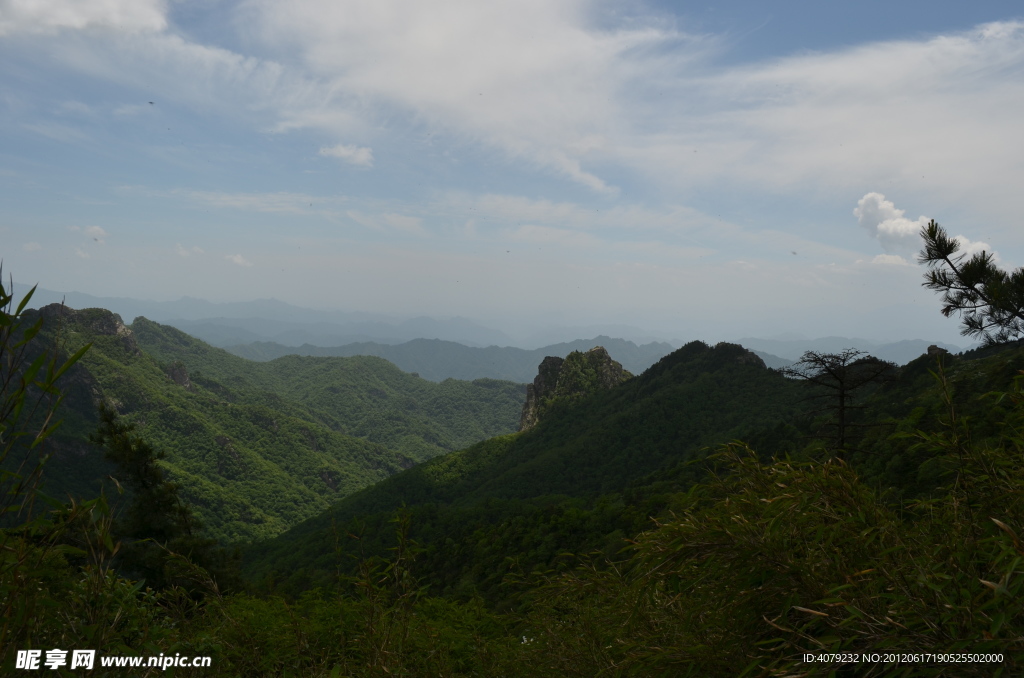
133 317 525 460
17 306 524 542
245 341 809 597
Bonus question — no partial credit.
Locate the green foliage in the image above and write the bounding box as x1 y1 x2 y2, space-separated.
919 219 1024 344
183 514 517 677
510 368 1024 676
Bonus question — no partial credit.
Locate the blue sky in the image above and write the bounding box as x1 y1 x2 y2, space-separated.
3 0 1023 343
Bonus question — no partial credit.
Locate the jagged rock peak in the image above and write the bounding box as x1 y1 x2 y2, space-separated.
35 303 142 356
519 346 632 431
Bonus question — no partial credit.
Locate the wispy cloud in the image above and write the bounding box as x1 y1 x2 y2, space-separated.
319 143 373 167
23 122 90 144
175 243 204 257
871 253 912 266
225 253 253 267
0 0 166 37
22 241 41 252
347 210 426 236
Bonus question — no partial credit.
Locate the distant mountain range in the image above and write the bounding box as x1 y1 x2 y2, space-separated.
14 286 964 368
225 336 677 383
12 284 514 347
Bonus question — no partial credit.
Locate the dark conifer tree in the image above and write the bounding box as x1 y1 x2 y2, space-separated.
919 219 1024 345
782 349 894 457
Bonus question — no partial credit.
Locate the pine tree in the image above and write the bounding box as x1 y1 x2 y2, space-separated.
919 219 1024 344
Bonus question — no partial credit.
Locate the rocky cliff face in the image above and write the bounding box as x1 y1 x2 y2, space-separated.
519 346 632 431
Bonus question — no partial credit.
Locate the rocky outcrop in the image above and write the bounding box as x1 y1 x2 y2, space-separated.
36 304 142 357
166 360 194 391
519 356 565 431
519 346 632 431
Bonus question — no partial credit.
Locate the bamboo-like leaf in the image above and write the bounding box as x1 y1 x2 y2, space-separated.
792 606 829 617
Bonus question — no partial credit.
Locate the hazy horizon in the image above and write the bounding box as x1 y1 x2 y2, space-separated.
4 1 1022 347
11 282 970 353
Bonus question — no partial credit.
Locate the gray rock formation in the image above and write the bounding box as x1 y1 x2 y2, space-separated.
519 346 631 431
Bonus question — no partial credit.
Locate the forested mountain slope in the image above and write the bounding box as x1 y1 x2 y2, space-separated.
133 318 524 460
245 341 808 595
20 305 524 542
246 338 1024 602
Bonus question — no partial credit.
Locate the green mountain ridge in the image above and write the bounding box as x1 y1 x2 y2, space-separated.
21 305 525 542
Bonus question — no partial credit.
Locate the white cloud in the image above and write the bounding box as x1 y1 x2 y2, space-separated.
627 22 1024 216
17 1 1024 217
241 0 690 191
854 192 997 264
225 253 253 267
854 192 928 257
319 143 373 167
74 247 89 259
952 234 997 262
0 0 167 37
23 242 41 252
871 254 909 266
